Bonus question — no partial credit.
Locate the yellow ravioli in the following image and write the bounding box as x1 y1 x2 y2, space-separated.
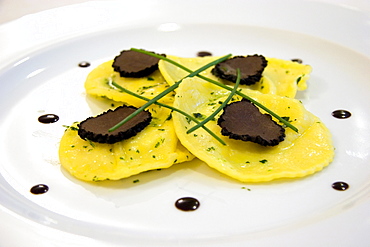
158 55 311 98
172 77 334 182
85 60 174 108
59 106 194 181
263 57 311 98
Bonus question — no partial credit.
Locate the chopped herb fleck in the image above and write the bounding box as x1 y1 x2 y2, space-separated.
193 112 206 120
296 76 302 84
154 138 165 148
63 125 79 131
281 116 291 122
241 187 251 191
88 140 96 148
259 159 268 164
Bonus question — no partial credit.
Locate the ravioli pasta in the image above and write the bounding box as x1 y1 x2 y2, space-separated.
59 53 333 182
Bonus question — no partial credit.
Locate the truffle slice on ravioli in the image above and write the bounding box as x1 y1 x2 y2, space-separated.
59 105 194 181
158 55 311 98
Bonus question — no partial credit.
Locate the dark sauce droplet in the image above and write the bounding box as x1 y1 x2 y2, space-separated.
175 197 200 211
291 58 303 64
197 51 213 57
332 181 349 191
78 61 91 68
30 184 49 194
38 114 59 124
332 110 351 119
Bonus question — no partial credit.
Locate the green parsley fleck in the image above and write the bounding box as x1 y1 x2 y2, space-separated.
241 187 251 191
154 138 165 148
193 112 206 120
296 76 302 84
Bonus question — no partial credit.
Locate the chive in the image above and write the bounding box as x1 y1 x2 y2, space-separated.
187 68 241 134
135 48 298 133
108 53 232 134
111 82 226 145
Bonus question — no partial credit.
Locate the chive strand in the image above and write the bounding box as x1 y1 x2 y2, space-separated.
108 54 232 132
111 81 226 145
131 48 298 133
187 68 241 134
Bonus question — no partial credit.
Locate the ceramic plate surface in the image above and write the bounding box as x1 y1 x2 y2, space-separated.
0 0 369 246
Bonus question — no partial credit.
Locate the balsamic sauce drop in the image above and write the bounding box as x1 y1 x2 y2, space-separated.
332 110 351 119
30 184 49 194
291 58 303 64
332 181 349 191
78 61 91 68
197 51 213 57
38 114 59 124
175 197 200 211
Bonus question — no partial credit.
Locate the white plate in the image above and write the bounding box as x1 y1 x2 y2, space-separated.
0 1 369 246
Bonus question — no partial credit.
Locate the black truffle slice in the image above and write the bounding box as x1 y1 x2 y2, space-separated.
211 55 268 85
112 50 164 78
78 105 152 144
217 100 285 146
